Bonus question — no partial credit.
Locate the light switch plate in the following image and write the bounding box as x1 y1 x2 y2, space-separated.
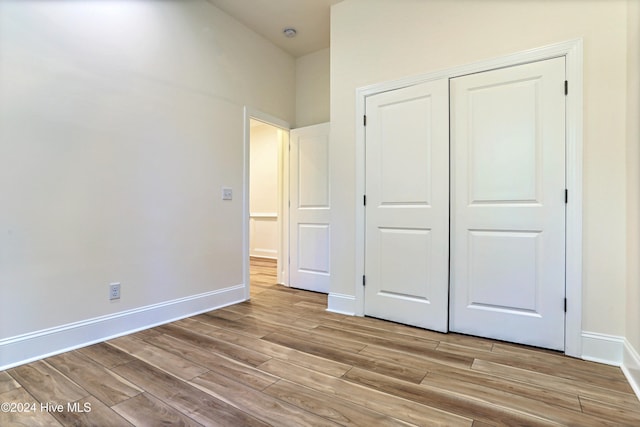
222 187 232 200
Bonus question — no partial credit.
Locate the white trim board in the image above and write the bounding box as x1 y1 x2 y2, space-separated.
327 293 356 316
352 39 583 357
0 284 245 371
623 340 640 401
581 331 624 366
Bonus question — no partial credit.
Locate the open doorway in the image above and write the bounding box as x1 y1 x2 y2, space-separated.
243 108 290 300
249 120 281 261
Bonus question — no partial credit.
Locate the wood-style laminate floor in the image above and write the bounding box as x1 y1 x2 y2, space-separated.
2 257 640 426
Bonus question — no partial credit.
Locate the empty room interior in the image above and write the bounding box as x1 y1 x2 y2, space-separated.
1 0 640 425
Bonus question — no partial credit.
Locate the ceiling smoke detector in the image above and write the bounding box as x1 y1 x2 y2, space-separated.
283 28 297 38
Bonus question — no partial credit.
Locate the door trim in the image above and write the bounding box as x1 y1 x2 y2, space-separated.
354 39 583 357
243 107 290 301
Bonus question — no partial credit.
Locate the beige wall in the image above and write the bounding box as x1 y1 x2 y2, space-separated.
0 1 295 339
331 0 629 337
250 123 280 215
626 0 640 351
296 48 330 127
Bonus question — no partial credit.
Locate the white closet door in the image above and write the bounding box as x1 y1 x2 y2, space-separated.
449 57 566 350
364 79 449 331
289 123 331 293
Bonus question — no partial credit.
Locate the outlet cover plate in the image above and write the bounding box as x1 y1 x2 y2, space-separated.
109 283 121 300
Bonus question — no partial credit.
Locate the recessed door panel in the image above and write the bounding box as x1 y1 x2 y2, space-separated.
450 57 566 350
379 96 432 205
298 224 330 274
467 230 540 312
469 80 540 204
378 228 431 300
299 134 329 208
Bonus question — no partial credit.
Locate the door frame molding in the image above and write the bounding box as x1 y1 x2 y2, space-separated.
354 39 583 357
243 107 290 301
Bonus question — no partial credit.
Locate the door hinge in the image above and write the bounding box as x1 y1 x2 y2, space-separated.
565 189 568 204
564 80 568 95
363 275 366 286
564 298 567 313
363 194 367 206
363 115 367 126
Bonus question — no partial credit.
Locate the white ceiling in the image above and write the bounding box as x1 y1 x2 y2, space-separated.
206 0 342 58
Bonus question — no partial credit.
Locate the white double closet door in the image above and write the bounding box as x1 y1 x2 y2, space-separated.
364 57 566 351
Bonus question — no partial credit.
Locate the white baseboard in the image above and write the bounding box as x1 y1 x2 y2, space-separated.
249 252 278 259
622 339 640 401
0 284 246 371
249 254 277 260
327 293 356 316
581 331 625 366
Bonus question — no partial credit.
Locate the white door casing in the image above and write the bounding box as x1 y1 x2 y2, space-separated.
243 108 290 299
364 79 449 331
449 57 566 350
290 123 331 293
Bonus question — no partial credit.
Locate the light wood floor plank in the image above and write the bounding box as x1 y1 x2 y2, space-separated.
0 387 62 427
319 318 441 351
359 340 474 370
258 358 473 426
423 361 583 412
478 350 633 393
76 342 137 369
343 366 560 426
0 371 20 394
263 331 428 383
8 360 88 405
361 342 588 415
435 340 498 360
340 315 495 350
192 312 280 339
178 317 351 377
112 393 204 427
190 370 340 427
217 302 322 330
491 342 633 390
472 358 640 412
139 332 279 391
155 323 271 367
578 395 640 426
47 351 142 407
107 334 209 381
52 396 134 427
246 310 322 330
270 323 369 354
263 378 415 427
112 359 268 427
201 308 246 322
421 372 613 426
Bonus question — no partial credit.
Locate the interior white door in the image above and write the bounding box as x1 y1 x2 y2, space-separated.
364 79 449 331
289 123 331 293
449 57 566 350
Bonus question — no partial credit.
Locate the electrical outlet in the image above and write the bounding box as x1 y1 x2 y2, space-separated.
109 283 121 300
